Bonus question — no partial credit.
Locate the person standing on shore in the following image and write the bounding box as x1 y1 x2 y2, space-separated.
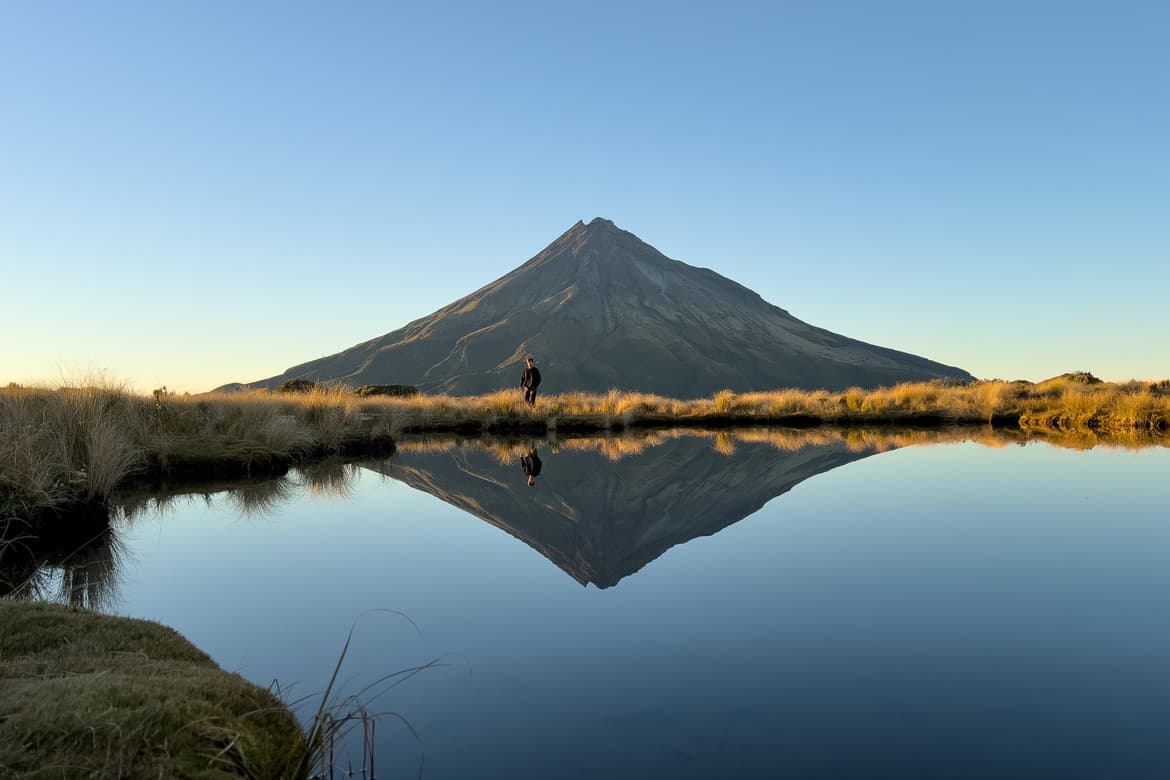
520 355 542 407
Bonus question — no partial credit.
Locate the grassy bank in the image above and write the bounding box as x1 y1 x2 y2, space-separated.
2 373 1168 520
278 371 1168 435
0 600 306 778
0 382 398 522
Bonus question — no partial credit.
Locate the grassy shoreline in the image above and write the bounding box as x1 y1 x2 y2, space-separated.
0 600 308 778
1 599 411 778
2 373 1168 522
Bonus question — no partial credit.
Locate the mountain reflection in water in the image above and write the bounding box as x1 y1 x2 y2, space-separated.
372 431 870 588
5 426 1167 607
367 424 1169 587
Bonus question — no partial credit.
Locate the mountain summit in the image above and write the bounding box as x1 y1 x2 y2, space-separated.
242 218 972 395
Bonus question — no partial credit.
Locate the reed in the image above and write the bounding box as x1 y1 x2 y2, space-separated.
209 609 438 780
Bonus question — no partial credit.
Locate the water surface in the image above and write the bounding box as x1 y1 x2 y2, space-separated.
11 429 1170 779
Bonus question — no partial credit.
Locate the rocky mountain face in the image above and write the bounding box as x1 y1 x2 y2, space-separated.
368 434 875 588
241 218 972 396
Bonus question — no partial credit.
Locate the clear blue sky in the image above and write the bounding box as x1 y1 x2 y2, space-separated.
3 1 1167 393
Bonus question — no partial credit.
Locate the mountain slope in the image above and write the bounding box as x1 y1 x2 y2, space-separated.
242 218 972 395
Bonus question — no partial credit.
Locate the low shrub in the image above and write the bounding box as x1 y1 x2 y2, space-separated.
277 379 319 393
355 384 420 397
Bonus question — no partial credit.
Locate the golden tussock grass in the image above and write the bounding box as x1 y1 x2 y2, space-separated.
3 374 1168 515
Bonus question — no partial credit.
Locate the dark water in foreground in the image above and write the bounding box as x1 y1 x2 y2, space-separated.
12 430 1170 778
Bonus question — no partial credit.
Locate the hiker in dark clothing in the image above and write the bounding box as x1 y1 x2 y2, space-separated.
521 447 543 487
519 354 542 406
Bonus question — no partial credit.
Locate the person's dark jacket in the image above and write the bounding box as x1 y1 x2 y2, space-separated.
521 365 542 389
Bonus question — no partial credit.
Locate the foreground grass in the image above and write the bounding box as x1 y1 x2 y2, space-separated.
0 600 306 778
2 373 1168 518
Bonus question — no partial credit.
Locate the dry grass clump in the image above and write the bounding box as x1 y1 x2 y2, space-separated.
1109 389 1163 429
1015 375 1170 433
354 389 542 430
0 380 398 517
147 392 314 468
731 389 831 417
477 389 534 422
0 383 144 515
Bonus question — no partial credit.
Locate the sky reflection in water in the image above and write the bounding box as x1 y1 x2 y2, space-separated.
33 432 1170 778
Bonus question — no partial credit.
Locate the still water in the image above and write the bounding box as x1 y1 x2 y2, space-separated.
14 429 1170 778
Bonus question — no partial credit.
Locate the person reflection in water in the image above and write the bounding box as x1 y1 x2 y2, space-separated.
521 447 543 487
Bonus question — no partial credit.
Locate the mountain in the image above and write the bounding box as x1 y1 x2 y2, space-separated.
239 218 973 396
368 434 875 588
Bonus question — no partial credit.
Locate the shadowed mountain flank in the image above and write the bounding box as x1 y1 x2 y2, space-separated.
366 435 876 588
239 218 972 396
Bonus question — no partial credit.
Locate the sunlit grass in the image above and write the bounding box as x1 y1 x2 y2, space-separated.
3 372 1168 517
290 374 1170 438
0 377 396 517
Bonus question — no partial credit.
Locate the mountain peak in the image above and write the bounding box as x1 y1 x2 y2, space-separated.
240 220 975 395
565 216 620 238
551 217 644 262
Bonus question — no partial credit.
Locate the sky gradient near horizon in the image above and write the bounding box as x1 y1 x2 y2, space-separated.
3 1 1168 394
